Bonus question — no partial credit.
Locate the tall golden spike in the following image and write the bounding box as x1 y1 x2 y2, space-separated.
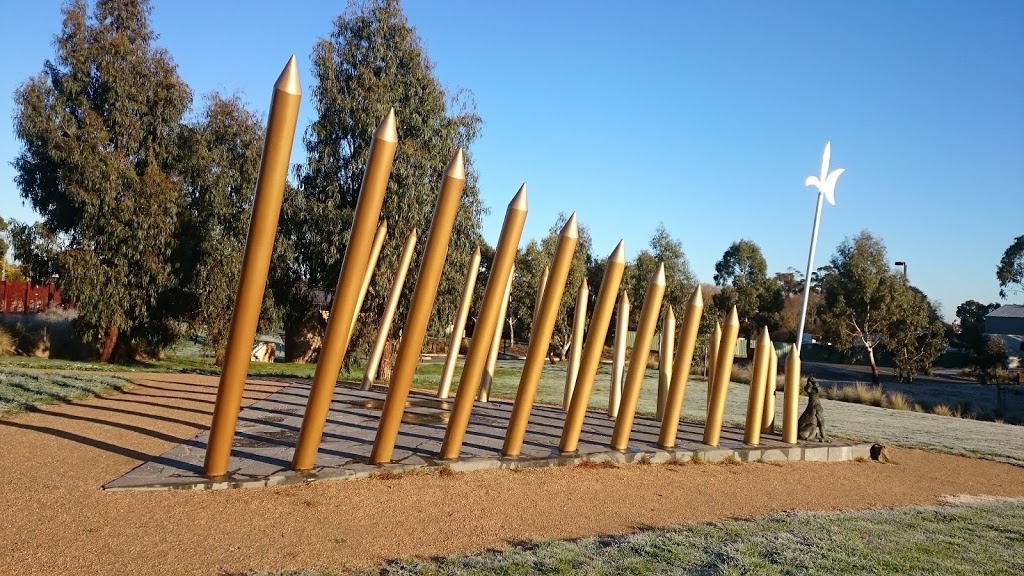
361 228 417 391
205 56 301 478
371 149 467 464
560 240 626 453
437 246 482 399
479 265 514 402
782 350 801 443
608 292 630 417
502 214 579 458
706 320 721 414
703 306 740 446
562 278 589 410
658 286 704 449
349 220 388 335
762 343 779 433
440 186 527 460
743 326 772 445
291 109 397 471
656 305 675 421
610 263 667 451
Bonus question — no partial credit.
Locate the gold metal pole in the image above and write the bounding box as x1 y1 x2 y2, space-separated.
441 186 527 460
608 292 630 418
658 286 704 449
559 240 626 453
743 327 772 445
706 321 721 414
361 229 418 391
762 343 779 434
291 109 398 471
437 246 482 399
702 306 740 446
782 350 801 444
479 265 514 402
370 149 467 464
656 306 675 421
532 265 549 330
502 215 579 458
562 279 589 410
205 56 301 478
349 220 388 335
610 264 666 451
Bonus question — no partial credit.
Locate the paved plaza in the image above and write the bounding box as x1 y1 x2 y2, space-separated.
105 379 868 491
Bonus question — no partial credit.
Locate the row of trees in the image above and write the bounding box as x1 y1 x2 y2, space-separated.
7 1 1019 384
8 0 485 366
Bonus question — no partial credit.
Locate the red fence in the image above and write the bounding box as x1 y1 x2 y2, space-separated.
0 281 66 313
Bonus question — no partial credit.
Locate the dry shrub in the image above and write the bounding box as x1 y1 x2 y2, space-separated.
825 382 885 406
720 454 743 466
931 404 954 417
437 464 456 477
729 363 752 385
0 324 15 356
884 391 916 411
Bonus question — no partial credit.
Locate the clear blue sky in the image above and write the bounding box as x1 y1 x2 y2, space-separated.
2 1 1022 321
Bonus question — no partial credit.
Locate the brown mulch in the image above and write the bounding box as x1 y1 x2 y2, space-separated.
1 373 1024 576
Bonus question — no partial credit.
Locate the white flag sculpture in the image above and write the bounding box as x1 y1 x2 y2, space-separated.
796 141 845 353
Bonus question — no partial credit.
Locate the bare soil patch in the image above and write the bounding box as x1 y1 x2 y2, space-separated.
1 373 1023 576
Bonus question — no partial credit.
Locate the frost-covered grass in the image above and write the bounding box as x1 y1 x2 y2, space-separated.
0 369 131 416
237 499 1024 576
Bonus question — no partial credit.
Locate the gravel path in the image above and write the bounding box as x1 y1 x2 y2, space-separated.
1 372 1024 576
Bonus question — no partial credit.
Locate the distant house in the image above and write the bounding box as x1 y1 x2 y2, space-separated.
984 305 1024 369
985 305 1024 336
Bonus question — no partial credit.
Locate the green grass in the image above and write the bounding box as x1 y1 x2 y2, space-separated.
233 500 1024 575
0 369 132 416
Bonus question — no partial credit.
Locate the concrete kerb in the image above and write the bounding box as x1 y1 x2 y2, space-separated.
104 440 870 492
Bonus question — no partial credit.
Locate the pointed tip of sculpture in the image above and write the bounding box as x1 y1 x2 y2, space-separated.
788 348 801 364
446 148 466 179
653 262 666 285
561 212 579 238
666 306 675 320
375 108 398 142
726 306 740 325
509 184 528 211
690 285 703 307
610 240 626 263
760 325 771 343
472 244 481 257
275 55 301 95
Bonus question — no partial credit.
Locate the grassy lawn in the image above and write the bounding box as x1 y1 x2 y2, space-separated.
0 369 131 416
235 499 1024 575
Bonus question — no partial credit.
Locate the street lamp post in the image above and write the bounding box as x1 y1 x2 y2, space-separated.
796 142 845 354
894 261 907 277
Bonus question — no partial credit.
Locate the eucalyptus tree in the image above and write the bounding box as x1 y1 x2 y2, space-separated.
281 0 485 370
12 0 192 361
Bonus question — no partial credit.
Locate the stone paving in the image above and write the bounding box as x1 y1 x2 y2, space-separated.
105 380 869 491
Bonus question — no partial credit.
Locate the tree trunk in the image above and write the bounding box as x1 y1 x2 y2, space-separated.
99 325 119 363
215 347 227 367
284 311 323 363
867 346 881 386
378 338 397 383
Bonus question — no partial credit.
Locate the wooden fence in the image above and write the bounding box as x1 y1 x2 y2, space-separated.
0 281 66 313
